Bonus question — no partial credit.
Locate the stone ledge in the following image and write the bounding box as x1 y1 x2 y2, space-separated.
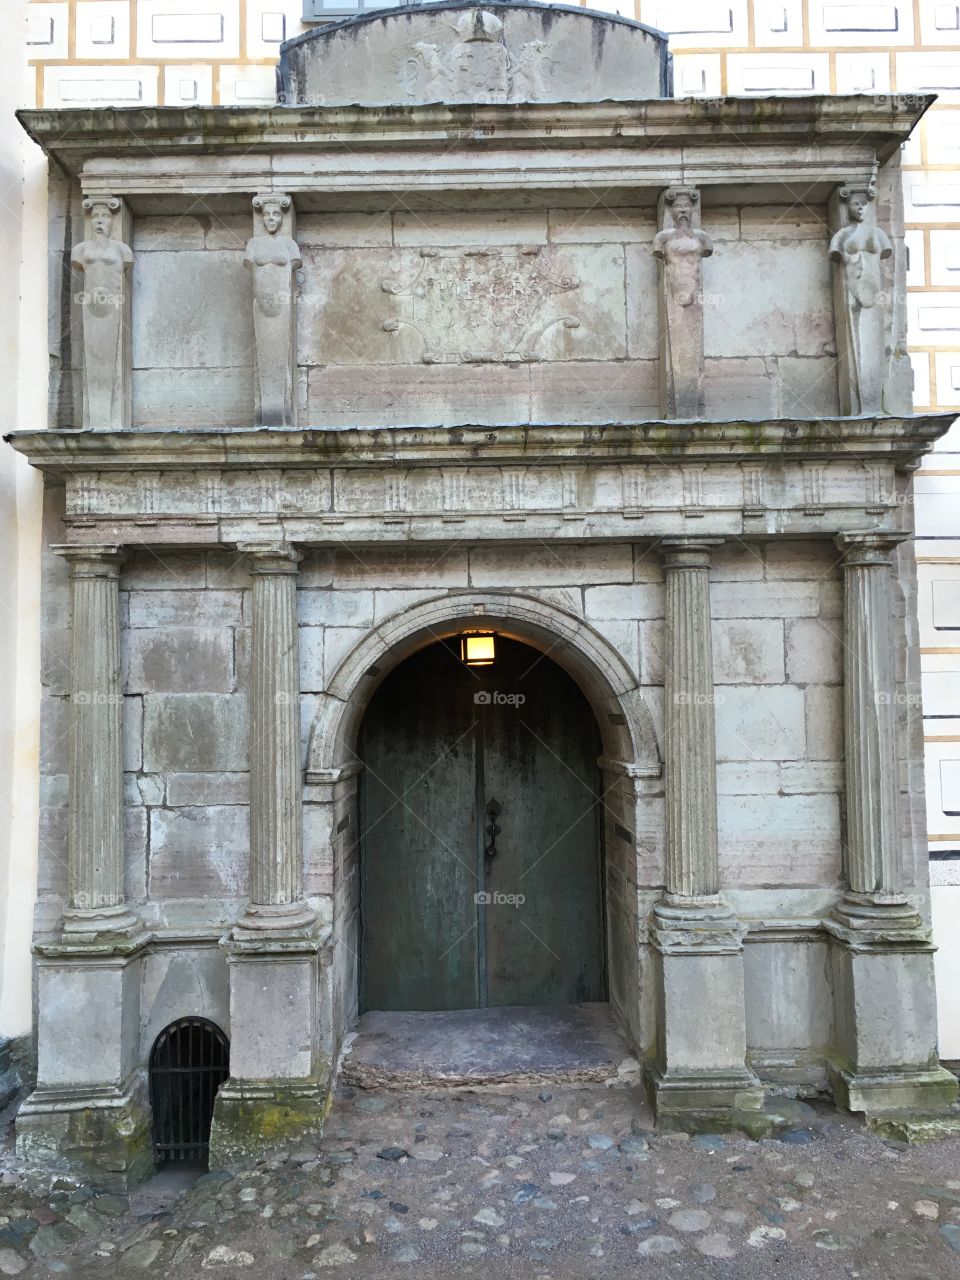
8 416 955 473
17 96 932 176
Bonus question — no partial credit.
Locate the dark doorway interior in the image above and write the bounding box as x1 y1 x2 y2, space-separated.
149 1018 229 1167
359 635 605 1013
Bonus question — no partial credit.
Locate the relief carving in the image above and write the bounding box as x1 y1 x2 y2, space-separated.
244 194 303 428
380 246 579 363
829 182 893 416
398 9 552 104
71 196 133 429
653 187 713 420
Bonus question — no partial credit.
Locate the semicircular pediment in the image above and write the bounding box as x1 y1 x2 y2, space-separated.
279 1 670 107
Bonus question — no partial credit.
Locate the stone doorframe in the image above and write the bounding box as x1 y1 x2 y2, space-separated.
302 589 664 1067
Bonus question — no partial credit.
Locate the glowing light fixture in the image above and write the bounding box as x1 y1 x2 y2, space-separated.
461 632 496 666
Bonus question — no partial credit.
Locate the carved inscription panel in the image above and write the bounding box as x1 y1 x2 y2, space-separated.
298 244 626 367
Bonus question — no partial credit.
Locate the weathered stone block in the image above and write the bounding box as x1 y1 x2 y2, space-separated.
143 694 247 772
299 589 374 628
128 589 243 628
165 772 249 807
704 357 778 418
718 793 841 884
132 250 252 368
126 627 234 693
713 619 785 684
715 686 806 760
148 805 249 898
805 685 843 761
471 544 632 588
785 618 842 683
584 583 664 620
704 240 834 358
712 581 820 618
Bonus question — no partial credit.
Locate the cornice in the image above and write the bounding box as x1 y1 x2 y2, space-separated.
16 95 933 177
6 415 955 473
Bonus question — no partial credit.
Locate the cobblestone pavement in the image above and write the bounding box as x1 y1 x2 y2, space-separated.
3 1080 960 1279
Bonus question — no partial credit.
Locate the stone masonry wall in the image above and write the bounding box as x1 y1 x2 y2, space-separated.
36 527 927 1076
99 204 840 431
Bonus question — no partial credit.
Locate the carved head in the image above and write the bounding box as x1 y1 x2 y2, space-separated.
83 197 120 239
665 187 699 230
839 184 876 225
253 194 291 236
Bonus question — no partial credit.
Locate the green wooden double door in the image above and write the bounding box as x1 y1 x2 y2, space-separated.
359 637 605 1012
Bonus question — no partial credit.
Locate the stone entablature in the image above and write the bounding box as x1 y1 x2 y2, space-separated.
16 418 952 540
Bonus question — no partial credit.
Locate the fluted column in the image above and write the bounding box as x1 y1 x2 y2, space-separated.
55 544 137 937
834 532 916 922
662 537 724 905
238 543 314 932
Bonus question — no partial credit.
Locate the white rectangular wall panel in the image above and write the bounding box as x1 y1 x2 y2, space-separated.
75 3 132 60
25 3 69 59
163 63 214 105
810 0 913 42
727 54 830 94
44 65 160 106
136 1 240 59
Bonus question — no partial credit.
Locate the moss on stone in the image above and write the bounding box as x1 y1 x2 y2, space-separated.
209 1079 333 1169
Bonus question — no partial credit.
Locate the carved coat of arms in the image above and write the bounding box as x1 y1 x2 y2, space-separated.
398 9 552 103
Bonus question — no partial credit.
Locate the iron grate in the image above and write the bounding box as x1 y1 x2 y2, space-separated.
149 1017 229 1165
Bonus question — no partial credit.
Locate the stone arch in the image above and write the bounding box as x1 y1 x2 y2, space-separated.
304 589 661 781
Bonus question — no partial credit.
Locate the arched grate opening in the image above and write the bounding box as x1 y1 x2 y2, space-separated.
149 1018 229 1167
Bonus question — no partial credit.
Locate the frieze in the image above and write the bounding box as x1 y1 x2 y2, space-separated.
55 459 913 539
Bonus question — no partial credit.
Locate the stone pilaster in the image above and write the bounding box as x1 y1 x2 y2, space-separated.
825 533 958 1128
16 546 150 1191
647 538 764 1129
55 545 137 938
237 543 314 933
211 542 330 1168
834 533 915 923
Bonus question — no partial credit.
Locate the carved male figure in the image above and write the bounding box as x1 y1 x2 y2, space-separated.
70 197 133 428
829 185 893 415
653 187 713 418
244 194 303 427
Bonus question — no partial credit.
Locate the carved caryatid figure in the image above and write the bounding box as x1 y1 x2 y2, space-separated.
653 187 713 419
70 197 133 428
829 184 893 415
244 194 302 427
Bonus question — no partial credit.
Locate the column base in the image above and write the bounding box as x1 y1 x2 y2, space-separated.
232 899 317 937
825 905 958 1131
649 898 765 1131
209 1075 332 1170
15 1077 153 1192
61 903 141 941
646 1064 769 1134
828 1061 959 1117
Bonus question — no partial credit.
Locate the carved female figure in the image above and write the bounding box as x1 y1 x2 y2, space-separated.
244 194 302 427
653 188 713 418
829 186 893 415
70 197 133 428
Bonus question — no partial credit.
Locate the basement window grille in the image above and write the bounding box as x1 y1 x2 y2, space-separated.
149 1018 229 1166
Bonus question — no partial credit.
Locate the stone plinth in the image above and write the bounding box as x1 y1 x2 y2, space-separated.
209 933 332 1169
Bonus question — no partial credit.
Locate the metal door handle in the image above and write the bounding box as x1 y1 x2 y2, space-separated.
484 798 501 873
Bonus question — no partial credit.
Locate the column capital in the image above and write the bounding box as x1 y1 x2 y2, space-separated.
51 544 125 577
833 531 909 567
240 542 302 574
661 537 724 569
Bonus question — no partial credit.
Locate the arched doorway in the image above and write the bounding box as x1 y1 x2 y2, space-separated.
358 635 605 1012
149 1018 229 1167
